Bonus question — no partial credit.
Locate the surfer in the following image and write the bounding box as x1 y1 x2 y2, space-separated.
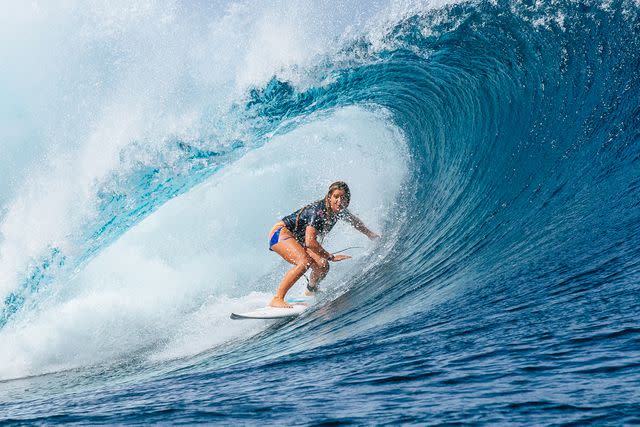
268 181 380 308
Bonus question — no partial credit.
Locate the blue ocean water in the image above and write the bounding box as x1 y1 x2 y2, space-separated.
1 0 640 424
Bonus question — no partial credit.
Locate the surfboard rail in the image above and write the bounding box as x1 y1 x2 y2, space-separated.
230 298 313 320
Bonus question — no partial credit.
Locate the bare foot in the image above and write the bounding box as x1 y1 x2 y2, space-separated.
270 297 293 308
304 289 316 296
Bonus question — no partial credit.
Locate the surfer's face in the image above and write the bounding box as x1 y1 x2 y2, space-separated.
329 189 348 212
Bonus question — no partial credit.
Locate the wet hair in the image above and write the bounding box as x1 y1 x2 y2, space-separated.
324 181 351 214
294 181 351 230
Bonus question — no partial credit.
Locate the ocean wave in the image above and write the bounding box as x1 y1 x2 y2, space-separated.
1 1 639 422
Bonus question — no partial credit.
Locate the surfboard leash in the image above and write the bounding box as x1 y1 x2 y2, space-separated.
332 246 363 254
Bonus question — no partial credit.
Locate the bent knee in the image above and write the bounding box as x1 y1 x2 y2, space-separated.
294 255 313 269
316 258 330 271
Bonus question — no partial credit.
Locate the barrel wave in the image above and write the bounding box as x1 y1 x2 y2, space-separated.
1 1 639 424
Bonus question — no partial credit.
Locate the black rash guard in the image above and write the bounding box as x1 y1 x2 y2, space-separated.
281 200 354 245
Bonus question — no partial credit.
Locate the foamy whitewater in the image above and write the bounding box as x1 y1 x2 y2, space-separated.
1 0 639 424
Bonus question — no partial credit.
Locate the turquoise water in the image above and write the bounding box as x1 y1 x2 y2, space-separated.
1 1 640 424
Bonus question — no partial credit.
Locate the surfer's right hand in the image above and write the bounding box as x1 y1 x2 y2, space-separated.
331 254 352 262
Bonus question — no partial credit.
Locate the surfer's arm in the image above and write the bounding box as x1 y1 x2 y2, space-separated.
305 226 335 260
345 213 380 240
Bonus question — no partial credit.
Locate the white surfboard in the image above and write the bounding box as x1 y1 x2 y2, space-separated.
230 296 314 320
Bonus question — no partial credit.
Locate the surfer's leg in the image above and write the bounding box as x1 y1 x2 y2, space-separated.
305 248 330 294
270 231 312 308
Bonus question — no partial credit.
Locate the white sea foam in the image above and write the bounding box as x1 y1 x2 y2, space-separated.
0 0 469 381
0 0 417 298
0 106 408 379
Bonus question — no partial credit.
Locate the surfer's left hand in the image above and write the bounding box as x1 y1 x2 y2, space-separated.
331 254 352 262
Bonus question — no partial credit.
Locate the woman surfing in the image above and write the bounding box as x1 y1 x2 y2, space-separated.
268 181 380 308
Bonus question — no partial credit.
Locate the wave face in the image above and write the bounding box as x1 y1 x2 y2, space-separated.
1 0 640 424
